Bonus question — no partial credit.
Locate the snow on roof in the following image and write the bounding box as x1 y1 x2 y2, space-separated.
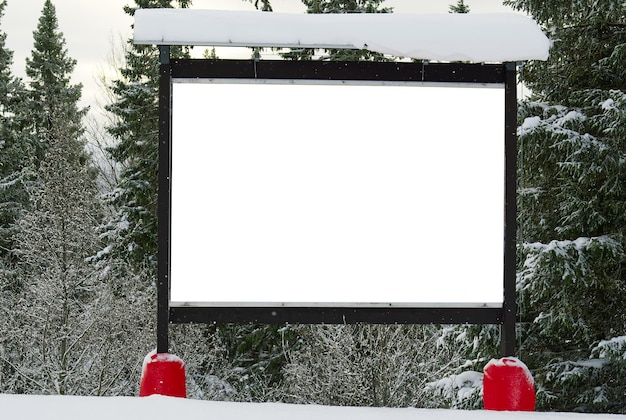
133 9 550 63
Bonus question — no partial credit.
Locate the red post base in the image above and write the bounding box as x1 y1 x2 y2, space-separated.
140 351 186 398
483 357 535 411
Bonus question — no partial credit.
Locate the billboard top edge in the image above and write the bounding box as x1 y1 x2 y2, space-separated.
168 59 508 85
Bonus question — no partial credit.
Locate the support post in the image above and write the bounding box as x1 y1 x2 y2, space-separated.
157 45 171 354
501 62 518 357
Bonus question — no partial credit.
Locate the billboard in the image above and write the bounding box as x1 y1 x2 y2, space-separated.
170 79 504 308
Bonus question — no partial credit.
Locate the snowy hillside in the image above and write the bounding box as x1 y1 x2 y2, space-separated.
4 394 626 420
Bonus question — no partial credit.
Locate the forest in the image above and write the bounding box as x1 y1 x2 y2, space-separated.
0 0 625 413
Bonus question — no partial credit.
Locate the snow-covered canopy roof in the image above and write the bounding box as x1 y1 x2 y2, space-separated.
133 9 550 63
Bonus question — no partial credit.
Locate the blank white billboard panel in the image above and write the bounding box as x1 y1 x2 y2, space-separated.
170 81 504 307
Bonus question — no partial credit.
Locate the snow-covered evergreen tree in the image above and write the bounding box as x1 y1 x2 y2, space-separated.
2 0 101 394
11 113 102 394
0 0 28 281
25 0 85 161
0 0 31 390
515 88 626 412
506 0 626 105
102 0 190 269
506 0 626 412
0 0 159 396
435 0 626 413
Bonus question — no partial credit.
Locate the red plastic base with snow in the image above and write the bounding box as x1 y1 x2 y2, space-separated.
139 351 186 398
483 357 535 411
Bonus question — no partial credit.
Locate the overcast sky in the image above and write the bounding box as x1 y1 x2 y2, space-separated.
3 0 516 115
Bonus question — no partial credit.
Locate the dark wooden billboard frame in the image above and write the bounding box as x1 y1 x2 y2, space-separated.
157 47 517 357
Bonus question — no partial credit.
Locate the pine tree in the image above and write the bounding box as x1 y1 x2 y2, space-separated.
6 117 150 395
448 0 470 14
102 0 190 270
11 114 103 394
0 0 31 392
281 0 392 61
3 0 108 395
25 0 85 160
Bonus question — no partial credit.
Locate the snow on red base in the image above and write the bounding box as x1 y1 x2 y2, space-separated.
483 357 536 411
139 351 186 398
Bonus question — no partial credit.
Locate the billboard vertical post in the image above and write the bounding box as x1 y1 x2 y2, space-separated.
501 62 518 357
157 45 171 354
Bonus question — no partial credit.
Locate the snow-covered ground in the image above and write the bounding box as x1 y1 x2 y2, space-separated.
4 394 626 420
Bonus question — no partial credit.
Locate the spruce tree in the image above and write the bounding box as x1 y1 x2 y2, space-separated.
440 0 626 413
513 92 626 413
0 0 30 392
448 0 470 14
0 0 28 279
505 0 626 104
507 0 626 412
103 0 190 270
25 0 85 160
3 0 110 395
12 113 103 395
